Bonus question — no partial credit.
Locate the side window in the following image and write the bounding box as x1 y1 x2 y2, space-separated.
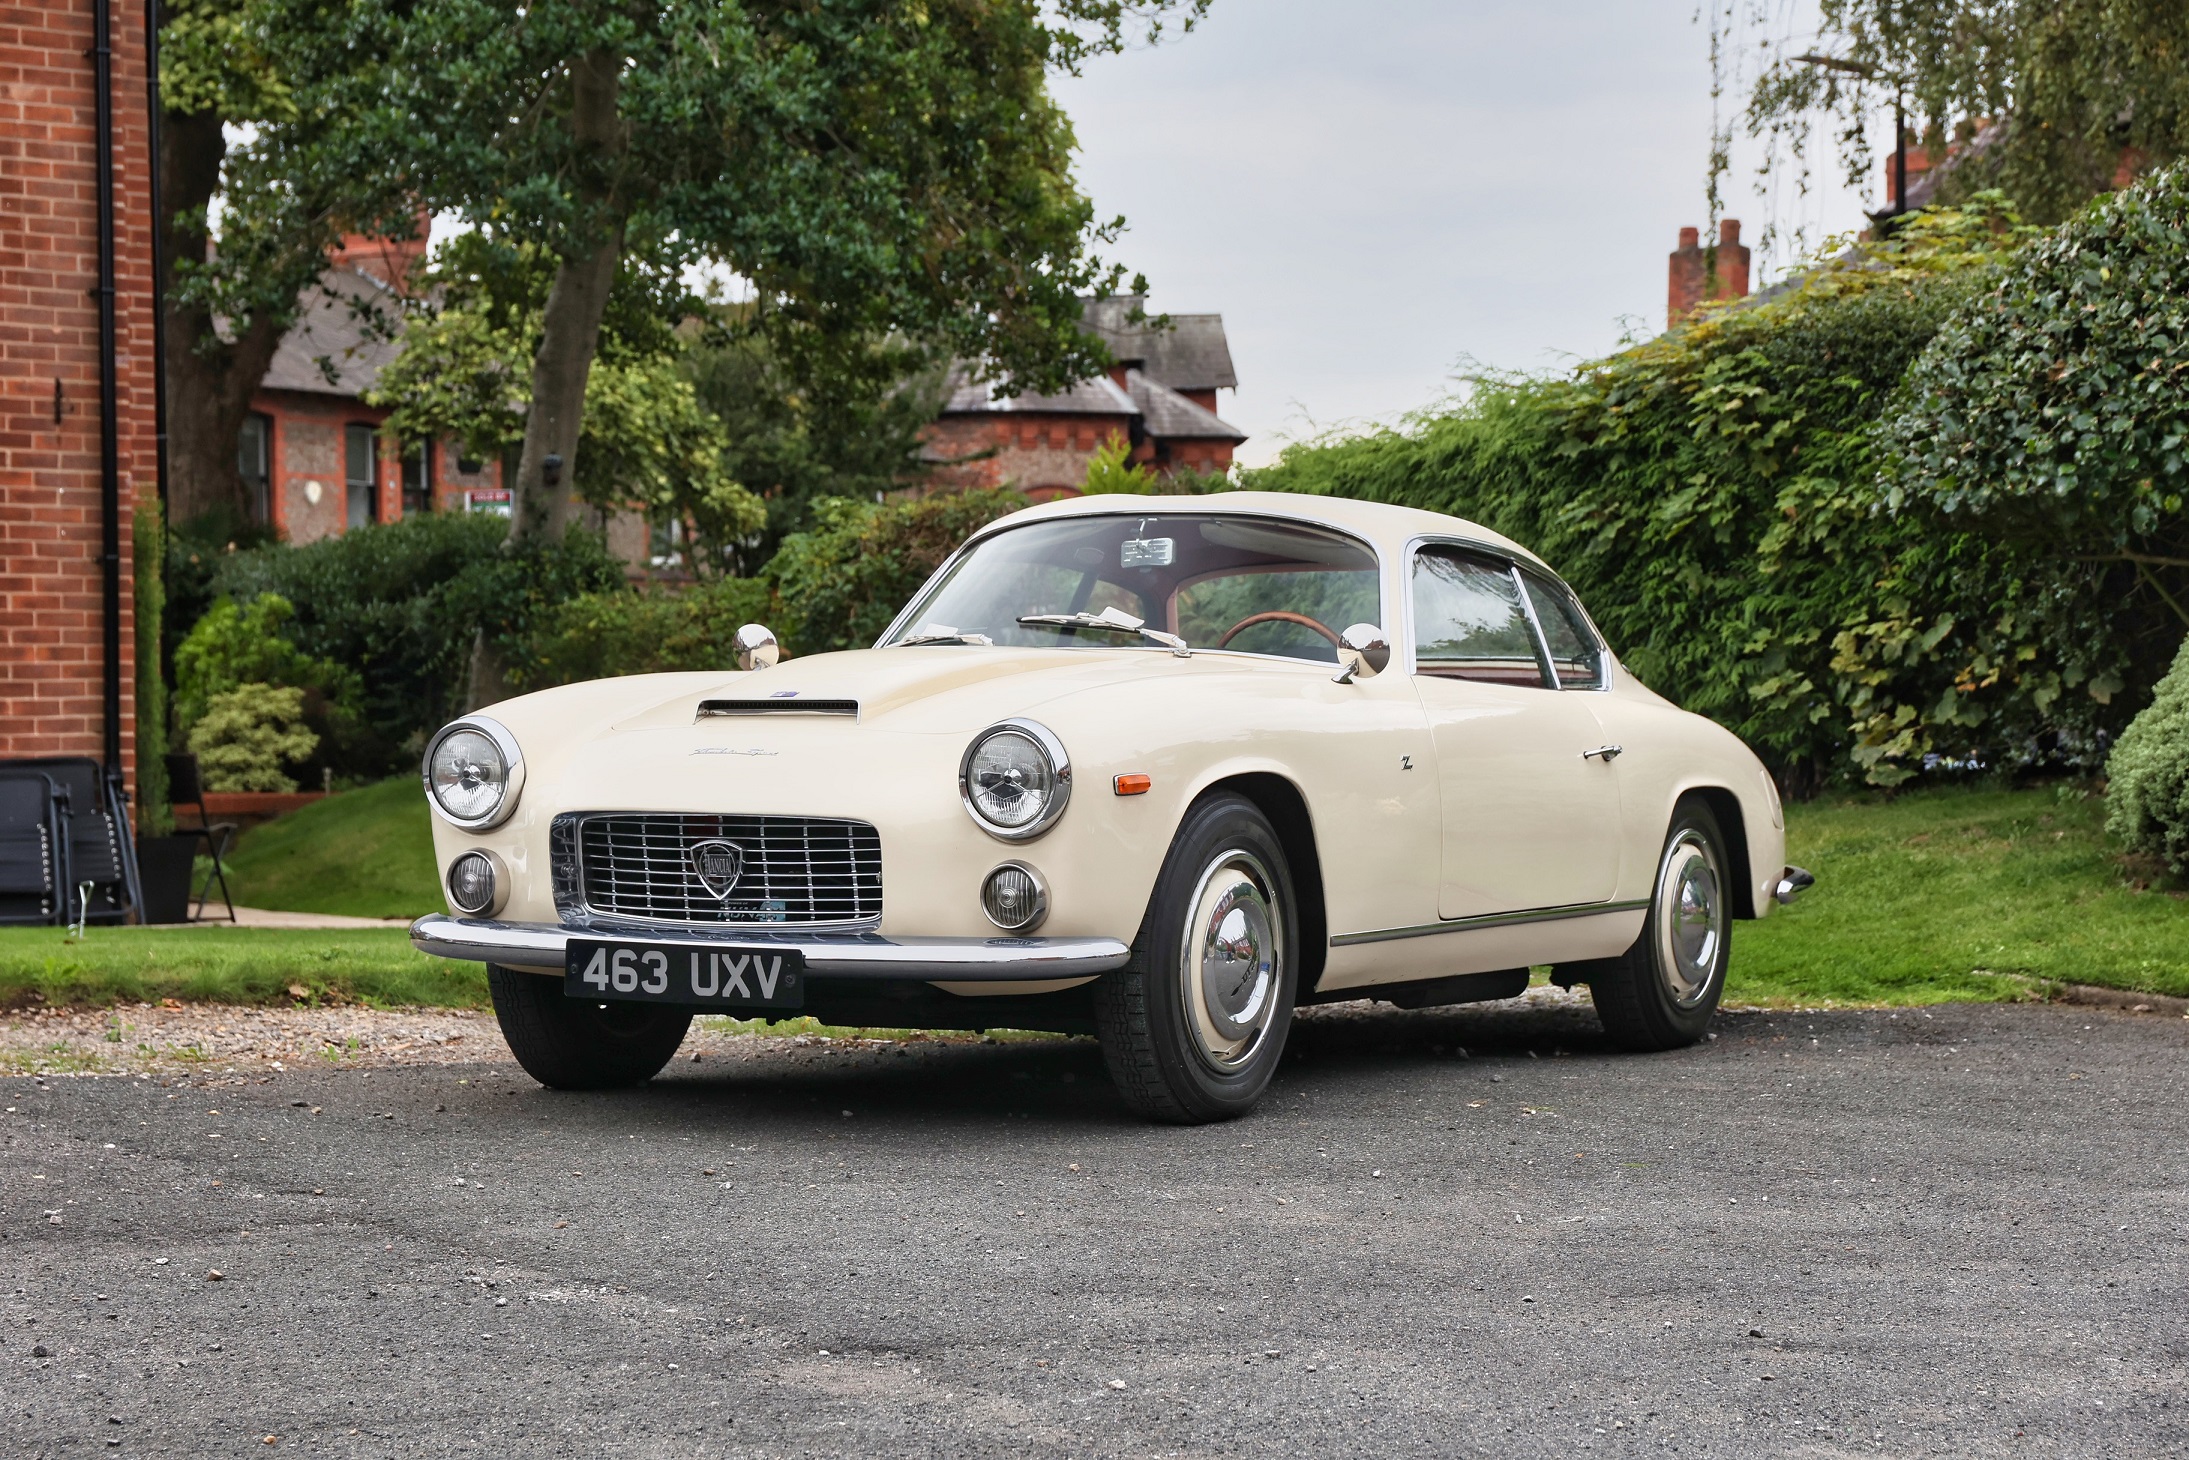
344 423 378 530
1520 569 1606 690
1410 548 1548 687
237 412 273 525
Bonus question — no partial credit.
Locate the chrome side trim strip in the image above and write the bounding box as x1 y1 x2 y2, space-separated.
1330 898 1649 948
409 914 1133 981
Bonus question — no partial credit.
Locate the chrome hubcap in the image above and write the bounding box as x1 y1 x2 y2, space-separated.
1653 829 1723 1008
1179 851 1282 1071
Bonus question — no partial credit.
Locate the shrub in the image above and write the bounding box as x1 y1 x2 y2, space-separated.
208 513 624 771
188 684 319 793
2106 635 2189 876
1080 436 1154 494
767 488 1025 653
173 595 363 784
525 577 781 686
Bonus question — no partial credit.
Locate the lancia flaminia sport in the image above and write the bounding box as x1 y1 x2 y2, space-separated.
411 491 1812 1123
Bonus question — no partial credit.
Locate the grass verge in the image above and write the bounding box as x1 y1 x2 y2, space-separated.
0 927 484 1010
221 776 439 919
1730 783 2189 1007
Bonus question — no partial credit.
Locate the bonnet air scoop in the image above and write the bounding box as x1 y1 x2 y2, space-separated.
696 698 859 720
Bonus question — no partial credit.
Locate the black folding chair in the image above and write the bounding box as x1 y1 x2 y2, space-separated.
2 757 140 925
0 771 73 926
165 753 238 923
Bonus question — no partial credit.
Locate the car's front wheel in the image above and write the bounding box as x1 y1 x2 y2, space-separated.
1572 798 1732 1051
1094 793 1298 1123
487 963 692 1089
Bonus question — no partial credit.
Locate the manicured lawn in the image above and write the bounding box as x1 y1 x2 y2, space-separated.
222 775 440 918
0 927 484 1010
1730 783 2189 1006
6 781 2179 1014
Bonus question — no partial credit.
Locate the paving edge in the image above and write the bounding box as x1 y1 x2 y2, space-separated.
2047 982 2189 1018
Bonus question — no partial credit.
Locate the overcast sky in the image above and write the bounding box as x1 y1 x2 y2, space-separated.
1050 0 1882 465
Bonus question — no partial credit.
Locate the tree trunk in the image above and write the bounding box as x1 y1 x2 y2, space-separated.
160 107 285 527
508 49 628 546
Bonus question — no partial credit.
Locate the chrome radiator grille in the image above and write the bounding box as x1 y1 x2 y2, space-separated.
561 813 882 926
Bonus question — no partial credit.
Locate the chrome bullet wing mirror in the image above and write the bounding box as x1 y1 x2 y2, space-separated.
733 623 781 672
1332 623 1391 684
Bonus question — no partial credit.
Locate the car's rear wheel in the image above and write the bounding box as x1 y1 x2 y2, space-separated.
1094 793 1298 1123
1573 798 1732 1051
487 963 691 1089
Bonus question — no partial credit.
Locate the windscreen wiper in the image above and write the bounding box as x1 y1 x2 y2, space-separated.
1017 605 1192 657
891 624 994 647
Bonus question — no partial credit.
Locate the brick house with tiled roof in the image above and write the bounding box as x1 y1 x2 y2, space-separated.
922 298 1247 496
238 235 510 544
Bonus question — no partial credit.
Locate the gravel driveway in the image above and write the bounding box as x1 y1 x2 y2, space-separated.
4 997 2185 1458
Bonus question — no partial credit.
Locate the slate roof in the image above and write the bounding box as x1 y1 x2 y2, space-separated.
258 267 403 397
939 366 1137 417
1125 370 1245 442
1082 295 1237 392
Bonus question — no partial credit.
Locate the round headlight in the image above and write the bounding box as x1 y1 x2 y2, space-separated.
959 719 1071 841
423 717 524 831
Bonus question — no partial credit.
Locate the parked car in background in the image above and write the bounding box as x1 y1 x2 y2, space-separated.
412 492 1809 1122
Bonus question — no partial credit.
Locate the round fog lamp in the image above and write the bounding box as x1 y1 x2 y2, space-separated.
446 851 500 915
980 863 1048 932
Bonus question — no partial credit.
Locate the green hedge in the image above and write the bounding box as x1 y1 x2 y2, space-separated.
1252 182 2189 788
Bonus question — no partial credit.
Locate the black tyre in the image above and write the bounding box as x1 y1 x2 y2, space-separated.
487 963 692 1090
1574 798 1732 1051
1094 793 1298 1123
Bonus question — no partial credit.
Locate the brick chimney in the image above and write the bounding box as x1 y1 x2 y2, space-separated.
1666 219 1751 328
329 208 433 290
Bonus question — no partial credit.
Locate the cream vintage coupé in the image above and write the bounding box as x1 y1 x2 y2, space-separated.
412 492 1810 1122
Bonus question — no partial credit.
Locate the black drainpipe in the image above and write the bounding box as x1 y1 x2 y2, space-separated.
146 0 168 511
92 0 124 780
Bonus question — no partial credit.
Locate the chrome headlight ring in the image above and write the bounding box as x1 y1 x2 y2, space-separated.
959 717 1072 842
422 715 526 832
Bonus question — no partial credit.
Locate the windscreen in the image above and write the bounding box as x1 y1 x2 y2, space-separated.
889 513 1382 664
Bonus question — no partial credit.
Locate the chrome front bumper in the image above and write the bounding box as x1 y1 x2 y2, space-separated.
409 914 1133 981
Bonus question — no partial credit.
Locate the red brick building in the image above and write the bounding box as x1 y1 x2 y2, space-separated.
0 2 157 791
923 297 1247 495
240 233 509 542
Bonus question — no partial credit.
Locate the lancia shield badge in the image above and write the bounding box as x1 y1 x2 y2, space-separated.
688 839 745 899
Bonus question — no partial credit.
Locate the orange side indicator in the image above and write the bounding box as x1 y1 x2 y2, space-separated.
1113 773 1153 796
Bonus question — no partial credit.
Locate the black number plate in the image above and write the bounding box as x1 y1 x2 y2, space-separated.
564 939 805 1010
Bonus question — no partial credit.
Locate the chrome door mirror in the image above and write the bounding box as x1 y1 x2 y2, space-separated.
1332 623 1390 684
733 623 781 672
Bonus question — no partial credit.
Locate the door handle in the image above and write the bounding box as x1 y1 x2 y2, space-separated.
1581 744 1623 762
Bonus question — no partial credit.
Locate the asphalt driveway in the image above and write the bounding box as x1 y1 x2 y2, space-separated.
4 997 2186 1457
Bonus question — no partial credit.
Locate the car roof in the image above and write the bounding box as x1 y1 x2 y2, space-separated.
975 490 1546 570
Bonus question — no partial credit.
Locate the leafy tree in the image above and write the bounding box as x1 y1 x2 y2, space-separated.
1734 0 2189 223
371 235 766 575
304 0 1207 550
683 321 952 570
155 0 414 522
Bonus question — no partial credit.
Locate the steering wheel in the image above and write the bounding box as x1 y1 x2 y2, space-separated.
1215 610 1343 650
